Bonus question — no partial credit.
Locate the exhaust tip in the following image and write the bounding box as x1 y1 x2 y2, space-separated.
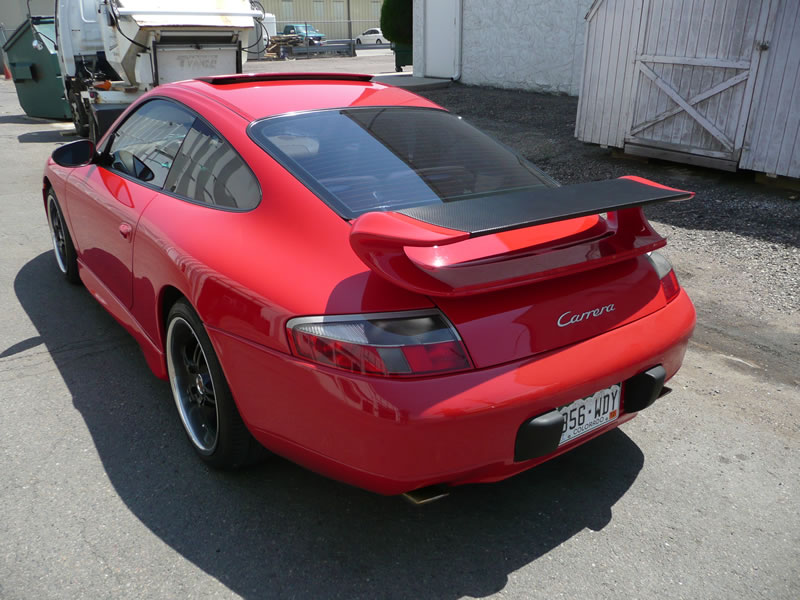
402 485 450 506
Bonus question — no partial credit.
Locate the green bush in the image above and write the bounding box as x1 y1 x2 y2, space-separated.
380 0 413 45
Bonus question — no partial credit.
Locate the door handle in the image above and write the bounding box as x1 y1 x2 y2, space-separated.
119 223 133 240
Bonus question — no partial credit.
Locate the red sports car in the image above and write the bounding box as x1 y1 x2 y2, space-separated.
43 73 695 501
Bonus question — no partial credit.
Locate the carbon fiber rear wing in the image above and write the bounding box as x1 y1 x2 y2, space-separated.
396 176 692 236
349 176 694 297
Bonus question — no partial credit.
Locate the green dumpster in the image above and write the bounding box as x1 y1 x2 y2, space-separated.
393 42 413 73
2 16 71 120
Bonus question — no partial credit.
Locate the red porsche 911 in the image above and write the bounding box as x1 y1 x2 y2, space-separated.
43 73 695 501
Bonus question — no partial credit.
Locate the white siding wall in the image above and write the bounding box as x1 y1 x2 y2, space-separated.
575 0 643 147
413 1 424 71
256 0 382 39
412 0 592 94
459 0 592 95
740 0 800 177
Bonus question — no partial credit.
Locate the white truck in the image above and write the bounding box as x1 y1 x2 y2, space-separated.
55 0 262 139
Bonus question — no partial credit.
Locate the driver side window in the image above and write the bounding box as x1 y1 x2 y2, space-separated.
106 100 195 188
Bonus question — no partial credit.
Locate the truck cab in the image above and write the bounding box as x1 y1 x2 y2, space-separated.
282 23 325 45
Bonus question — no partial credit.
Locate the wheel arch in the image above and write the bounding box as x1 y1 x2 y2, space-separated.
43 179 76 247
42 176 52 210
159 285 187 348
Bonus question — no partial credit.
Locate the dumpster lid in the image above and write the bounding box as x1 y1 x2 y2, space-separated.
2 16 57 53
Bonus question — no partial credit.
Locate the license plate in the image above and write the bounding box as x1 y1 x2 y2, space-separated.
557 384 621 446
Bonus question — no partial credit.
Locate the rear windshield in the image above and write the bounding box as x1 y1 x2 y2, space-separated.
248 107 552 219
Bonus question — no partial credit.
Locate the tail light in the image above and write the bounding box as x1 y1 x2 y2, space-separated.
287 310 472 377
647 251 681 302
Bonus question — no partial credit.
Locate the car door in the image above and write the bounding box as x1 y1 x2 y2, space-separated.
65 99 195 308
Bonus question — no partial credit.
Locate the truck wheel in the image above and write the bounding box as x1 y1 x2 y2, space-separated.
69 92 90 138
88 114 99 145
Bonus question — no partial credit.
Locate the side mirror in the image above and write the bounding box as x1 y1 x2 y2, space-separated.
52 139 96 167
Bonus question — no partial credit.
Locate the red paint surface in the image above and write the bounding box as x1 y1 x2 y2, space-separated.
209 291 694 494
42 75 697 494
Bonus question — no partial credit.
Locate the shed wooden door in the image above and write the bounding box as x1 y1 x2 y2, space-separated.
625 0 775 170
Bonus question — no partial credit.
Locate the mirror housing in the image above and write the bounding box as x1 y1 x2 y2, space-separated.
52 139 96 167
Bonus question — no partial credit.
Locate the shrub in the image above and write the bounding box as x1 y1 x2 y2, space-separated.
380 0 413 45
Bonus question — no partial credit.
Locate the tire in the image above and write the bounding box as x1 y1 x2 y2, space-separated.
376 39 382 44
356 38 362 45
69 91 89 138
46 189 80 284
166 299 265 469
88 114 99 145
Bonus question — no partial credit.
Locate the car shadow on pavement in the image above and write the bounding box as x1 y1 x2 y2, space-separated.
0 114 64 125
14 252 645 600
17 130 78 144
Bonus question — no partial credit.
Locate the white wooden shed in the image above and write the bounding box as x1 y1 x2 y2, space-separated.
575 0 800 178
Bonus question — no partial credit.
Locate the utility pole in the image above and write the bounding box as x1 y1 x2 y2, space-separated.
346 0 352 41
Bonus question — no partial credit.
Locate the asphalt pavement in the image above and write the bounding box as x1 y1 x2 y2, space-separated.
0 53 797 600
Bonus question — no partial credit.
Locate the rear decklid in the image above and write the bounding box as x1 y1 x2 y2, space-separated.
349 176 693 367
245 105 692 368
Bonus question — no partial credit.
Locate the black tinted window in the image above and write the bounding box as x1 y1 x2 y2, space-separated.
248 107 550 218
107 100 194 187
164 120 260 210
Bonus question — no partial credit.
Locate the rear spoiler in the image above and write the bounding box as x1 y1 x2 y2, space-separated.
349 176 693 297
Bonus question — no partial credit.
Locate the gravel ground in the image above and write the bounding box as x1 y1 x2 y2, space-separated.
418 86 800 323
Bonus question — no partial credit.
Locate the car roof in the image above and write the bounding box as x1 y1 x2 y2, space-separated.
168 73 439 121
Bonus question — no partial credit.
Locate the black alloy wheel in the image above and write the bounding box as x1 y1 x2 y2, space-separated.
46 190 80 283
166 299 265 468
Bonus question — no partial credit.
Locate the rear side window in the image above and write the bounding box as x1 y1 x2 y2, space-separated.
164 119 260 210
107 99 195 187
248 107 551 219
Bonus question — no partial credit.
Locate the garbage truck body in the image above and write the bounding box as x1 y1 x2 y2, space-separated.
55 0 259 139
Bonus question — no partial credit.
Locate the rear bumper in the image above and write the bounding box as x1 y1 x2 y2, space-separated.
208 290 695 495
